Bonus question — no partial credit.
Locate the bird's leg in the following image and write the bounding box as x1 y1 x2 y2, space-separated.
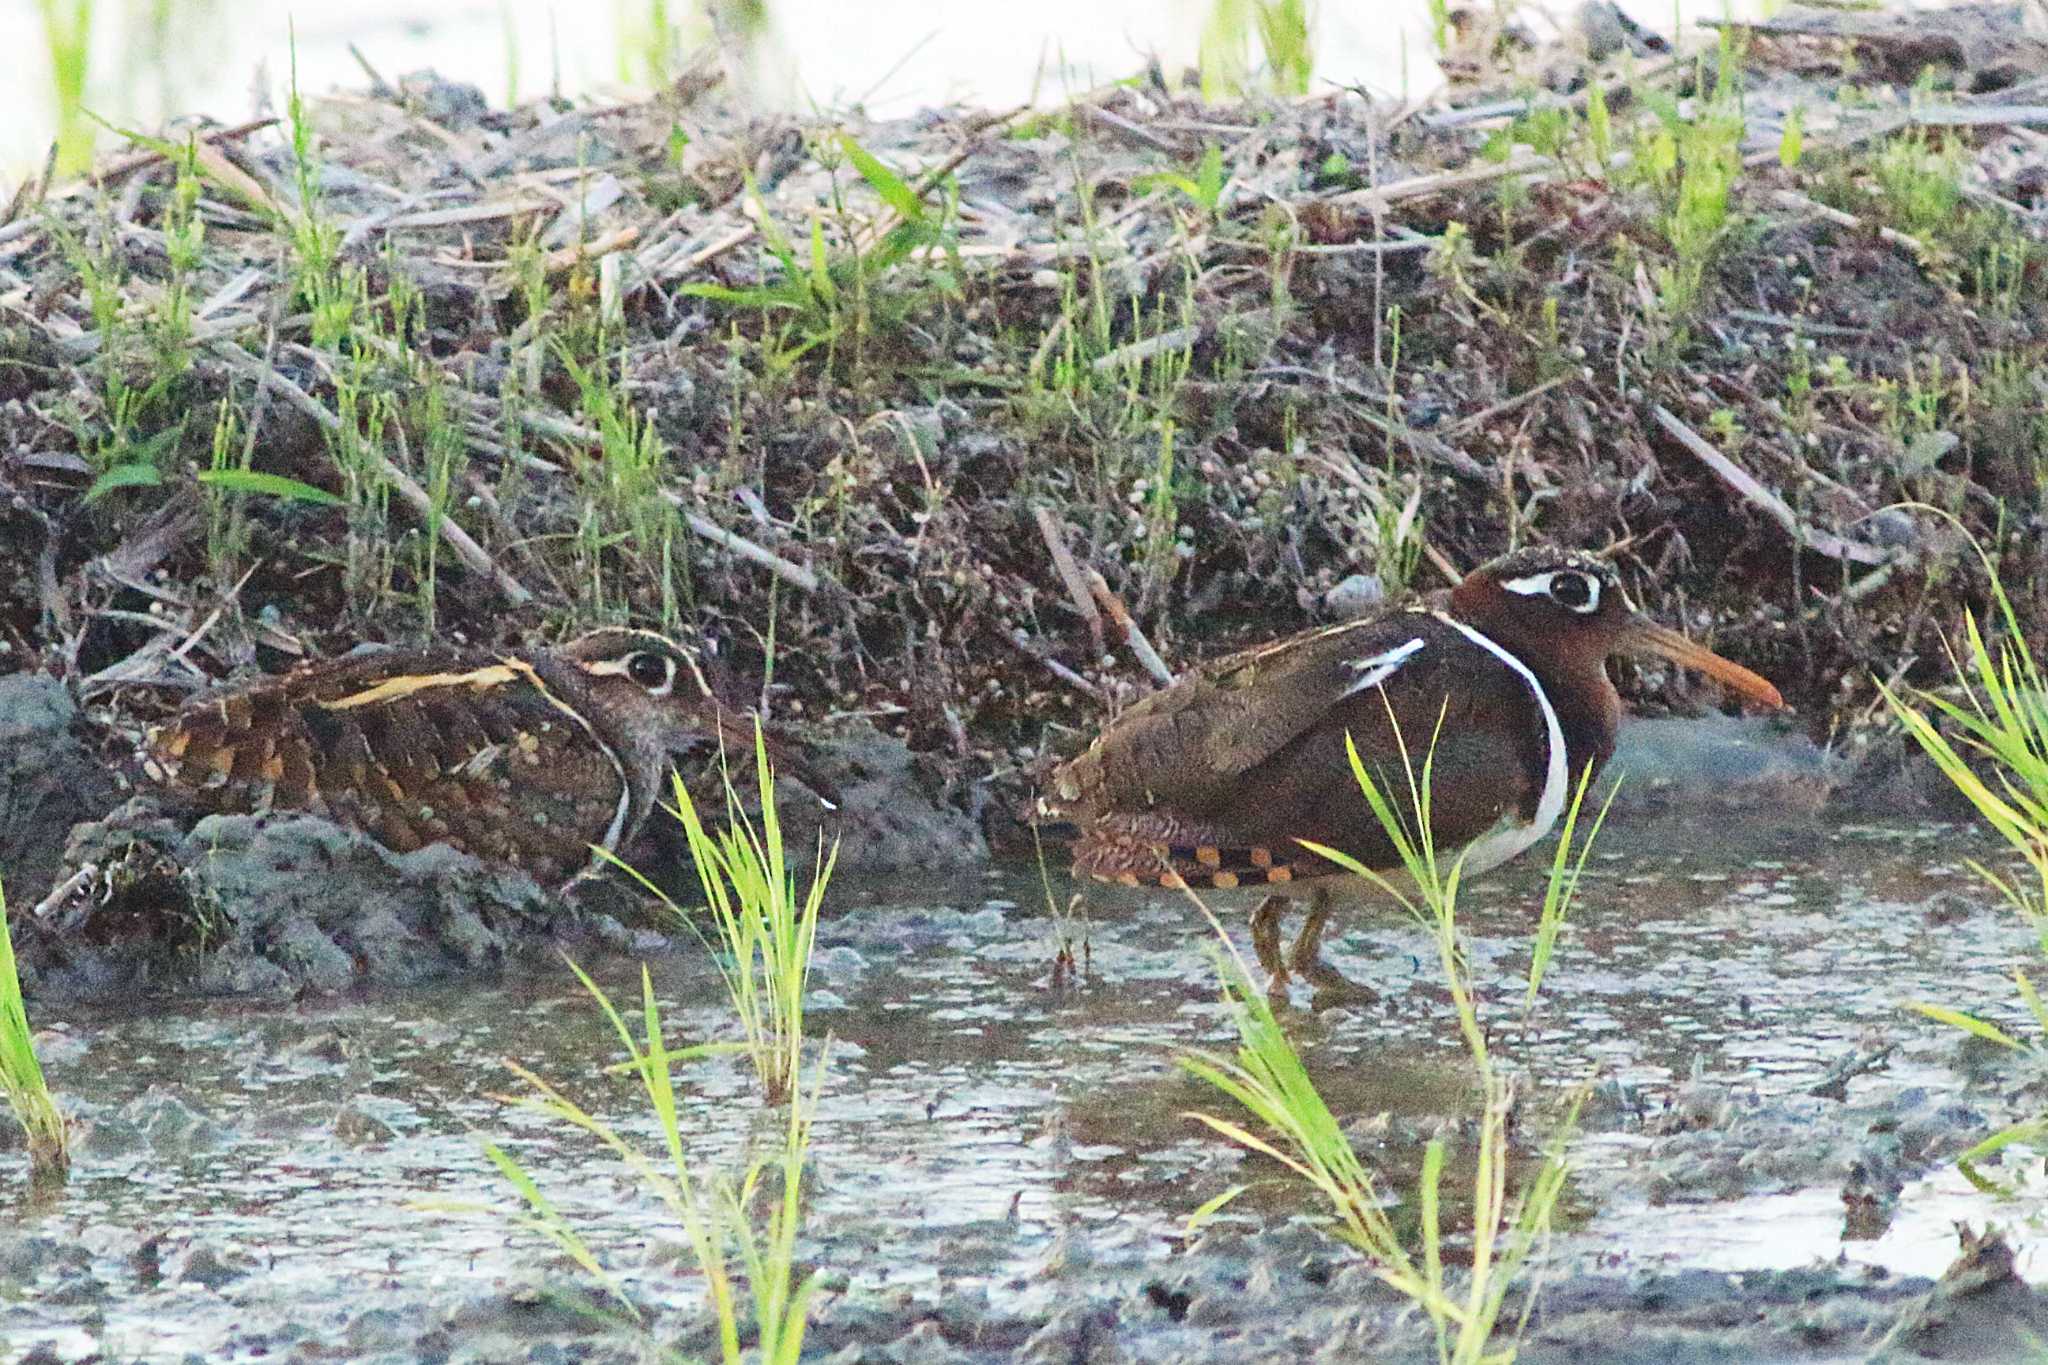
1288 885 1378 1006
1249 894 1292 1000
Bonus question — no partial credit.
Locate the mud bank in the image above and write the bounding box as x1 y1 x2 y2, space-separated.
3 1211 2037 1363
3 0 2044 901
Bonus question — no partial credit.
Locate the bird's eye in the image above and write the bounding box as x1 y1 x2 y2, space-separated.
1549 572 1597 612
626 652 674 692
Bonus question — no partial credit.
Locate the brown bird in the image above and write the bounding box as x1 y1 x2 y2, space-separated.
1037 547 1786 999
146 627 830 889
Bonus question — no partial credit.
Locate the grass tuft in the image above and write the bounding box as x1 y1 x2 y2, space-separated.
1180 705 1601 1363
1880 520 2048 928
673 727 836 1106
1880 515 2048 1182
1 876 70 1192
605 724 838 1107
465 960 822 1362
453 742 829 1360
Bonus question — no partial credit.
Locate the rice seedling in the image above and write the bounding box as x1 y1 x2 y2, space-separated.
669 728 834 1106
1882 523 2048 982
1526 764 1616 1013
1881 528 2048 930
1875 516 2048 1188
607 725 838 1106
1181 709 1604 1364
466 959 823 1362
450 738 829 1358
0 876 70 1192
1184 953 1579 1365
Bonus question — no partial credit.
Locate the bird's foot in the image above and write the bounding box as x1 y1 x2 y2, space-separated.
1288 899 1378 1010
1299 961 1379 1011
1249 893 1297 1008
1249 894 1290 977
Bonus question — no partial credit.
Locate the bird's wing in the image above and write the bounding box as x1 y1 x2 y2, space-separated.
1047 610 1526 817
1052 611 1553 887
148 648 631 881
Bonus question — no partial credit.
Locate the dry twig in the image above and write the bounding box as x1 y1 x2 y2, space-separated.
1769 189 1927 259
1649 404 1889 566
1033 507 1105 655
1006 627 1105 702
1084 569 1175 688
1327 150 1553 212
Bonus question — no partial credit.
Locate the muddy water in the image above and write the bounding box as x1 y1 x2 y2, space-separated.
4 814 2044 1362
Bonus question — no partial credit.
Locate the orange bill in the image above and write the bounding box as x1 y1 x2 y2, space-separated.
1620 618 1786 711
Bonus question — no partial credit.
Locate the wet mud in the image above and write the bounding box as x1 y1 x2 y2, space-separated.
0 675 119 910
7 787 2048 1361
3 7 2045 1352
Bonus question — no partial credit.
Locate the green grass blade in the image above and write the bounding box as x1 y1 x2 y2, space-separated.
1908 1001 2027 1051
1526 765 1620 1011
196 469 348 505
839 135 924 223
477 1138 636 1315
0 876 68 1189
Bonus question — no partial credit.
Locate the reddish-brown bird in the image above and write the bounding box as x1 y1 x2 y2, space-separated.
1038 547 1786 998
147 628 829 888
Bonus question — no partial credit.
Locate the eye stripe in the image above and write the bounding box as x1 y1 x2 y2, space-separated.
1501 570 1600 614
584 652 680 696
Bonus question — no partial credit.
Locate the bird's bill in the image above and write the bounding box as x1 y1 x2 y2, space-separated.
1621 617 1787 711
701 703 843 811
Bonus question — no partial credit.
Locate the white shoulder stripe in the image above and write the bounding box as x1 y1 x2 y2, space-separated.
1340 637 1426 698
1431 612 1569 877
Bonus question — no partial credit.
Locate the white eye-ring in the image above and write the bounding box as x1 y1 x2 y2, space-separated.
1502 570 1601 614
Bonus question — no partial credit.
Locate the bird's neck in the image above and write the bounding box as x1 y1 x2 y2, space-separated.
1523 651 1622 782
1449 607 1624 787
530 653 667 843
